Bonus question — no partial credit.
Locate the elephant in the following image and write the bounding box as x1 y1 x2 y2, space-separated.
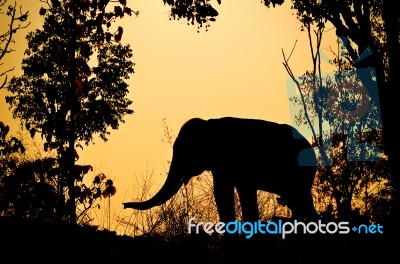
123 117 318 224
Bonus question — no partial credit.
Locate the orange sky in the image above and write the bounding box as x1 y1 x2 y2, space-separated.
0 0 337 233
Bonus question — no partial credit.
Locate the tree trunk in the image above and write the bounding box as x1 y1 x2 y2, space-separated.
66 10 79 225
381 1 400 234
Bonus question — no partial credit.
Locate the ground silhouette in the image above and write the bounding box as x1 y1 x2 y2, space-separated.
0 217 394 263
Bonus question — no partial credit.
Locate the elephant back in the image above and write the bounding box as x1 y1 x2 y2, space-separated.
208 117 315 169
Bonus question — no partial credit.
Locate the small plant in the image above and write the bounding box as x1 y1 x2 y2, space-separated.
76 172 116 226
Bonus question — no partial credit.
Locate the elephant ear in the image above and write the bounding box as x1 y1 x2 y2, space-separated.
190 118 213 171
183 176 191 185
203 123 214 171
177 118 212 172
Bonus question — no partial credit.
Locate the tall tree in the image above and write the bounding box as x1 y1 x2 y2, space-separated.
271 0 400 230
289 0 400 212
6 0 135 224
283 22 392 221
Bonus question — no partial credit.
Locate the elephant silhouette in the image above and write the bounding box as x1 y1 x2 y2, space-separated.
123 117 318 223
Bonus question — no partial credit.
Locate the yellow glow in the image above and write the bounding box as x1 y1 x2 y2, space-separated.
0 0 338 232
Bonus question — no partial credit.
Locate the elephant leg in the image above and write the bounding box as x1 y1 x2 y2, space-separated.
299 167 318 221
236 185 259 223
212 171 236 223
286 191 315 221
285 167 317 222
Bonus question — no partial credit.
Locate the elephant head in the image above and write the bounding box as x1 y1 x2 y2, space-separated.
123 118 210 210
123 117 318 223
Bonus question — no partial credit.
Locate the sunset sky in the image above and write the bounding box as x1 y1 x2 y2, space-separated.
1 0 337 232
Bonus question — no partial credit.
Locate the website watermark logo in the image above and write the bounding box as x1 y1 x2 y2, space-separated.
286 37 383 165
188 217 383 239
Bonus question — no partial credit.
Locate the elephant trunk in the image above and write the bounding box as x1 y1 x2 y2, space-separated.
123 161 184 210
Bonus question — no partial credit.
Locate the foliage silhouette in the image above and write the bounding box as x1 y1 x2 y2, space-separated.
290 4 400 214
6 0 134 224
0 0 28 179
0 146 117 225
0 0 30 89
283 21 393 222
0 122 25 177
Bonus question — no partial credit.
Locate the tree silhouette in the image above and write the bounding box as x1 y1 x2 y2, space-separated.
289 1 400 213
0 157 59 221
0 0 28 200
163 0 219 32
6 0 135 224
0 0 30 89
283 24 393 221
0 122 25 180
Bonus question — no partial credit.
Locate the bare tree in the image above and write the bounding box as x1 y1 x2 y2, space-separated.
0 0 29 89
282 20 392 221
